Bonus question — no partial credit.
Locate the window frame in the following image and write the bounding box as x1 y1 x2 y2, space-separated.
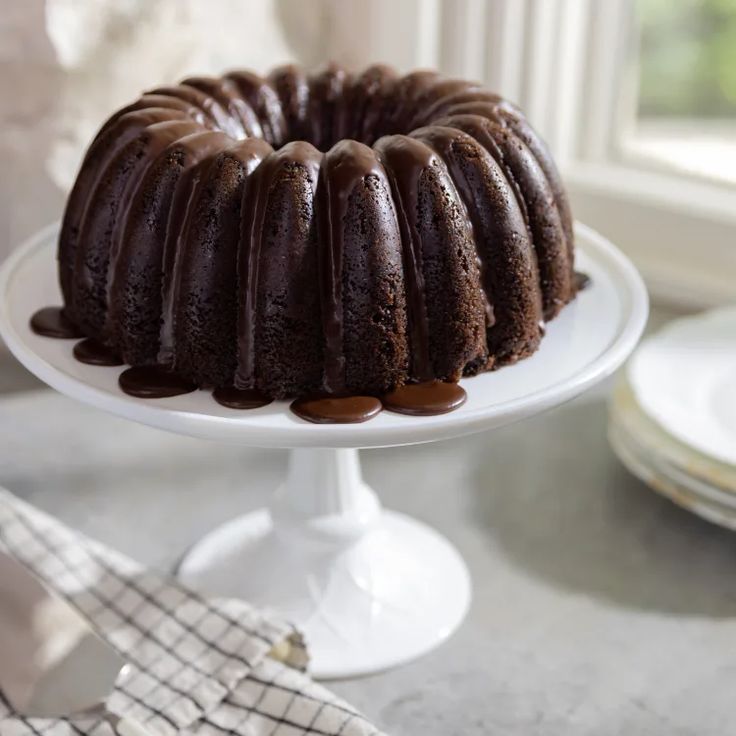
564 0 736 307
325 0 736 307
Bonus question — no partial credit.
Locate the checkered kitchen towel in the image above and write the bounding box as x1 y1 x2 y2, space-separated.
0 489 384 736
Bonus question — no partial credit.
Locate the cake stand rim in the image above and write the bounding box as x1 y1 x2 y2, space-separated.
0 221 649 449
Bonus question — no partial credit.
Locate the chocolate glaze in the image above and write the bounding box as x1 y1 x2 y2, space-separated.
408 78 481 129
57 64 580 411
410 124 543 365
419 89 503 127
575 271 591 291
319 140 387 393
290 394 383 424
376 132 489 382
374 135 436 380
226 71 287 146
434 96 575 279
147 84 232 135
267 65 310 144
59 108 192 316
179 77 250 140
435 113 530 227
73 119 201 337
213 386 273 409
439 114 571 319
411 125 494 325
351 64 397 144
161 138 273 387
106 129 231 305
236 141 323 388
382 380 467 416
73 338 123 366
96 95 209 139
157 160 209 367
118 365 196 398
379 71 439 139
501 108 575 266
30 307 84 339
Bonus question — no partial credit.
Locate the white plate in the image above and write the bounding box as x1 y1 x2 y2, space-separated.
610 378 736 494
628 308 736 466
609 419 736 531
0 221 648 449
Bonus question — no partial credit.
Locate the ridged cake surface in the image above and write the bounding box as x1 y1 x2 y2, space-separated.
57 64 578 399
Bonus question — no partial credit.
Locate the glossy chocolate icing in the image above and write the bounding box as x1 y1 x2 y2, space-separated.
319 140 387 393
49 63 579 417
575 271 592 291
374 135 436 380
73 338 123 366
118 366 196 398
290 394 383 424
382 380 467 416
236 141 323 389
213 386 273 409
30 307 84 339
410 123 542 365
160 138 273 388
226 70 287 146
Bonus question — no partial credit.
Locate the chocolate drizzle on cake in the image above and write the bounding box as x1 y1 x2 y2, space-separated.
319 140 388 393
30 307 84 339
37 63 582 421
374 135 436 381
382 380 467 416
575 271 591 291
235 141 323 391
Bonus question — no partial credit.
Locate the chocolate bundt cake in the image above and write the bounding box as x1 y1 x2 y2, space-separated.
49 63 578 409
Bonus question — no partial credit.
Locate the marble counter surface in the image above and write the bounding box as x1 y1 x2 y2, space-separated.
0 343 733 735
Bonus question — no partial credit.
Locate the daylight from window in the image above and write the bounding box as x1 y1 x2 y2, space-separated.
627 0 736 186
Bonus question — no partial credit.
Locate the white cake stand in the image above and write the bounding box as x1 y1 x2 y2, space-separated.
0 222 648 679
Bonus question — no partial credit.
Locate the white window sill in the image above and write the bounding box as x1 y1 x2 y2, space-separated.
565 161 736 309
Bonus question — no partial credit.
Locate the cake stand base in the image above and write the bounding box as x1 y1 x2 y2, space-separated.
178 448 471 679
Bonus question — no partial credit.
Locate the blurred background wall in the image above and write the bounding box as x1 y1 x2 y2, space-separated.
0 0 330 254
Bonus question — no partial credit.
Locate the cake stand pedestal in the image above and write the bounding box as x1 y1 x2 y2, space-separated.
0 222 648 678
178 447 471 678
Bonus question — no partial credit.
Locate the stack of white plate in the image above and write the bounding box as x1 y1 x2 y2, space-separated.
609 307 736 529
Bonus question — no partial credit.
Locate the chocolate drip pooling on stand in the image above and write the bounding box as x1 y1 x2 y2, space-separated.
382 380 467 415
291 394 383 424
118 366 196 398
235 142 323 389
319 140 390 393
213 386 273 410
575 271 592 291
73 338 123 366
30 307 84 339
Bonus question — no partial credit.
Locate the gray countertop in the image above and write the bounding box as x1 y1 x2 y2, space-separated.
1 322 734 736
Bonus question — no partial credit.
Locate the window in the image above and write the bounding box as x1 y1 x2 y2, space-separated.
325 0 736 307
623 0 736 187
564 0 736 307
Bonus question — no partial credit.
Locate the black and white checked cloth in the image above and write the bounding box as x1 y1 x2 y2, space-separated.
0 489 384 736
